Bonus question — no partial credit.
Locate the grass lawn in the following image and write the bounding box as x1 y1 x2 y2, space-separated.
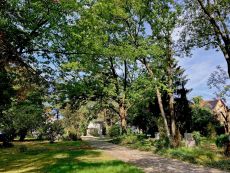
0 140 143 173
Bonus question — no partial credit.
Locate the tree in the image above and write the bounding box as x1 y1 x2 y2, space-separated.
208 66 230 133
61 103 98 140
43 120 64 143
208 66 230 102
0 0 79 80
2 89 45 141
180 0 230 76
174 66 192 134
191 96 221 136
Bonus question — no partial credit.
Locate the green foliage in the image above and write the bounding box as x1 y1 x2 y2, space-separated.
0 89 45 144
43 120 64 143
207 160 230 171
120 134 138 145
108 124 121 138
63 128 79 141
191 100 220 136
180 0 230 58
153 137 171 151
61 104 93 139
165 147 216 164
216 134 229 148
111 134 153 151
192 131 201 146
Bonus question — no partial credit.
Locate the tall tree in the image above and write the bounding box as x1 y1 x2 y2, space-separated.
180 0 230 76
0 0 79 79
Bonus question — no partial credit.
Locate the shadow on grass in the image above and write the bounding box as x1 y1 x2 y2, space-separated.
0 141 143 173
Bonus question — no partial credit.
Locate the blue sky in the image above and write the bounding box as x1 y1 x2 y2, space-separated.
177 48 227 101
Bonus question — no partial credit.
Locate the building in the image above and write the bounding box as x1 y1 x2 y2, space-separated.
86 120 104 136
200 99 230 133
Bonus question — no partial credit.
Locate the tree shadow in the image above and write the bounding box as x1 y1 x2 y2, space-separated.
0 141 143 173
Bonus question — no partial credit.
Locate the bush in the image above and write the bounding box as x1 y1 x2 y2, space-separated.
108 124 121 138
216 134 230 157
192 131 201 146
68 132 78 141
121 134 138 144
153 136 170 151
216 134 229 148
44 120 64 143
111 137 122 144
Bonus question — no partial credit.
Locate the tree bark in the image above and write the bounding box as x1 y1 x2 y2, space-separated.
119 101 127 134
167 33 176 138
19 129 27 142
156 87 170 137
225 142 230 157
224 53 230 77
142 58 170 137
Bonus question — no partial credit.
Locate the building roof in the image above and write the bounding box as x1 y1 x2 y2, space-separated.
200 100 219 110
199 99 227 110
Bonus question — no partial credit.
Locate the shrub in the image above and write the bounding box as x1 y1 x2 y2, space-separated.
68 132 78 141
216 134 230 157
192 131 201 146
108 124 121 138
153 136 170 151
208 160 230 171
121 134 138 145
216 134 229 148
44 120 64 143
111 137 122 144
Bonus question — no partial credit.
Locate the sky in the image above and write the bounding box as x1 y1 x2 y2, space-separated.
177 48 227 101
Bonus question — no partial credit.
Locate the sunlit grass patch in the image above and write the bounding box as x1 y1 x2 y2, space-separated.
0 141 143 173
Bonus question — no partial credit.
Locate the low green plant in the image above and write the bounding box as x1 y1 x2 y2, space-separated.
207 160 230 171
166 147 216 164
109 124 121 138
153 136 170 151
216 135 230 157
192 131 201 146
121 134 138 145
216 134 229 148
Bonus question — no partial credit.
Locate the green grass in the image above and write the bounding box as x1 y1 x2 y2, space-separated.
0 141 143 173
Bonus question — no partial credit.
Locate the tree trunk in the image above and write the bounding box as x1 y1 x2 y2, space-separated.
225 54 230 78
225 141 230 157
167 33 176 138
169 91 176 137
142 58 170 137
119 102 127 134
156 87 170 137
19 129 27 141
224 122 230 134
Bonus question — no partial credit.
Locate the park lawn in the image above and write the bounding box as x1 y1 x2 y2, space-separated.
0 140 143 173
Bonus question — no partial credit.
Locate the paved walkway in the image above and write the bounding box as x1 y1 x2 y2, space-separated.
82 136 228 173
